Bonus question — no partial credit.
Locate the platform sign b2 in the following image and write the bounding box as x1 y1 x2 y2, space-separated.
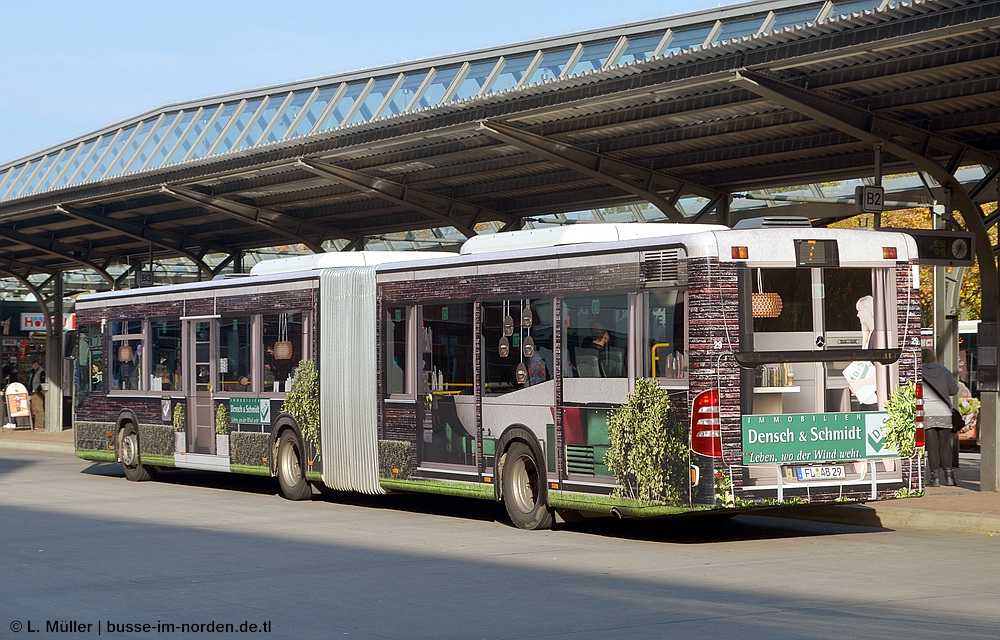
855 185 884 213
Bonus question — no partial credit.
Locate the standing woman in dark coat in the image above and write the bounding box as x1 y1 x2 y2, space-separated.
921 348 960 487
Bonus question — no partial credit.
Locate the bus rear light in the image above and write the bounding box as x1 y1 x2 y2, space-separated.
731 246 749 259
882 247 897 259
915 383 924 422
690 464 700 487
915 383 924 448
691 389 722 458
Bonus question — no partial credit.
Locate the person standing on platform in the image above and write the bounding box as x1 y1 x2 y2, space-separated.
28 359 45 429
921 348 959 486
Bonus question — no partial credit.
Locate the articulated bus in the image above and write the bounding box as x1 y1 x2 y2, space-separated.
74 220 924 529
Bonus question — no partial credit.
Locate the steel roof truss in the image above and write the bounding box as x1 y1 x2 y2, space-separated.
296 158 514 237
159 184 330 253
55 204 214 277
732 67 999 323
0 226 112 282
0 255 54 279
478 119 720 222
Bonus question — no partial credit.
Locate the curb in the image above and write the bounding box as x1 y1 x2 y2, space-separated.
769 503 1000 536
0 439 75 456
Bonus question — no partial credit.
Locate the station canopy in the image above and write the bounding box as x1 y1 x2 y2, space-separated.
0 0 997 297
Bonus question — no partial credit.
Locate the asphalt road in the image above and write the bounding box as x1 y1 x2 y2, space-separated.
2 450 999 639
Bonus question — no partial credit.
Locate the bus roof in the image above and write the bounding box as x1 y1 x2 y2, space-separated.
248 250 456 276
459 223 728 255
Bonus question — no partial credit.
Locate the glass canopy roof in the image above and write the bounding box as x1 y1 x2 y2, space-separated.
0 0 893 203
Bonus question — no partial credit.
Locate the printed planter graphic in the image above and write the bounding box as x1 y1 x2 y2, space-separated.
216 434 230 458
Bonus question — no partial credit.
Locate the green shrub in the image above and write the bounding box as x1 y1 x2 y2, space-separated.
884 382 917 457
281 360 320 461
215 402 230 435
172 403 185 432
715 469 735 508
604 378 688 504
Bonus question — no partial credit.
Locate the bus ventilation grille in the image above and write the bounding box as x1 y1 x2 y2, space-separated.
566 445 596 475
641 249 686 286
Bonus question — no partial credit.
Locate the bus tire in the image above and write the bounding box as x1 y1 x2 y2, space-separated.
276 430 312 501
501 441 553 530
119 423 154 482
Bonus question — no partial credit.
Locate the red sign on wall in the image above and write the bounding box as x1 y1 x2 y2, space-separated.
19 313 76 331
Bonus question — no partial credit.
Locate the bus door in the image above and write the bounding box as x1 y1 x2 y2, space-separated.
419 303 476 468
185 319 217 454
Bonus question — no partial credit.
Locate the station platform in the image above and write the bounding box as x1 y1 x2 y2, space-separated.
2 427 998 535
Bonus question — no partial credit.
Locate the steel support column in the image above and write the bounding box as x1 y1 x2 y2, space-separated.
45 274 64 433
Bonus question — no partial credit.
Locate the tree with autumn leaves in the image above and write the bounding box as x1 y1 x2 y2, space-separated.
829 202 997 326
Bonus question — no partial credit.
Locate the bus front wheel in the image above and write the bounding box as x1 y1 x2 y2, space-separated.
276 430 312 501
501 441 553 530
119 423 154 482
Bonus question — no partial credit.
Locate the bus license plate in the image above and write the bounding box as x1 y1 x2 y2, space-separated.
796 465 845 481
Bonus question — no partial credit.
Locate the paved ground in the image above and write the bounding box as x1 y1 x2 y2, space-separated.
4 427 999 536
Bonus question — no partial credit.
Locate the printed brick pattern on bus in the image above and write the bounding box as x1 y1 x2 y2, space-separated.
686 258 744 498
382 406 419 471
379 263 642 303
896 261 923 495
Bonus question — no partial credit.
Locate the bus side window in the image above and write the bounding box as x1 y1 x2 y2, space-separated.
563 293 628 378
422 303 474 394
262 312 302 391
150 319 182 391
111 320 143 391
482 299 552 393
384 306 409 396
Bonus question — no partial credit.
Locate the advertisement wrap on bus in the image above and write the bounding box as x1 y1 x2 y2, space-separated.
74 220 925 529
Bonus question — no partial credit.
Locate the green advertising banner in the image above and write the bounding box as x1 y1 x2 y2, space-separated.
741 412 896 465
229 398 272 425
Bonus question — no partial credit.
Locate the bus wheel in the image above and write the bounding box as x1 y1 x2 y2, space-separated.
119 423 153 482
501 441 553 530
276 430 312 501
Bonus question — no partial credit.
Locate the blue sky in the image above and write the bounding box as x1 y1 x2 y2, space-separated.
0 0 747 164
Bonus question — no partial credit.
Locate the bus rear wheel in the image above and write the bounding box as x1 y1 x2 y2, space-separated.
501 441 553 530
276 430 312 501
119 423 154 482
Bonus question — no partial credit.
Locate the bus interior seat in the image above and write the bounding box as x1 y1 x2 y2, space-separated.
574 349 600 377
599 347 624 378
